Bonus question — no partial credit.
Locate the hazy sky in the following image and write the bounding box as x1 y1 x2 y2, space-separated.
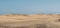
0 0 60 14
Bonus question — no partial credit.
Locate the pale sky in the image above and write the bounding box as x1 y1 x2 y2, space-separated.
0 0 60 14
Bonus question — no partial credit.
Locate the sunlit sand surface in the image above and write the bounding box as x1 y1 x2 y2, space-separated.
0 14 60 28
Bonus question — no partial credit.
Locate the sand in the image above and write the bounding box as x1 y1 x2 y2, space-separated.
0 14 60 28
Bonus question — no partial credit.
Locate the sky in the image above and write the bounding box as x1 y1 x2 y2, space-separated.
0 0 60 14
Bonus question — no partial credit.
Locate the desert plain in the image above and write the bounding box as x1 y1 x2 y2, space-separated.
0 14 60 28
